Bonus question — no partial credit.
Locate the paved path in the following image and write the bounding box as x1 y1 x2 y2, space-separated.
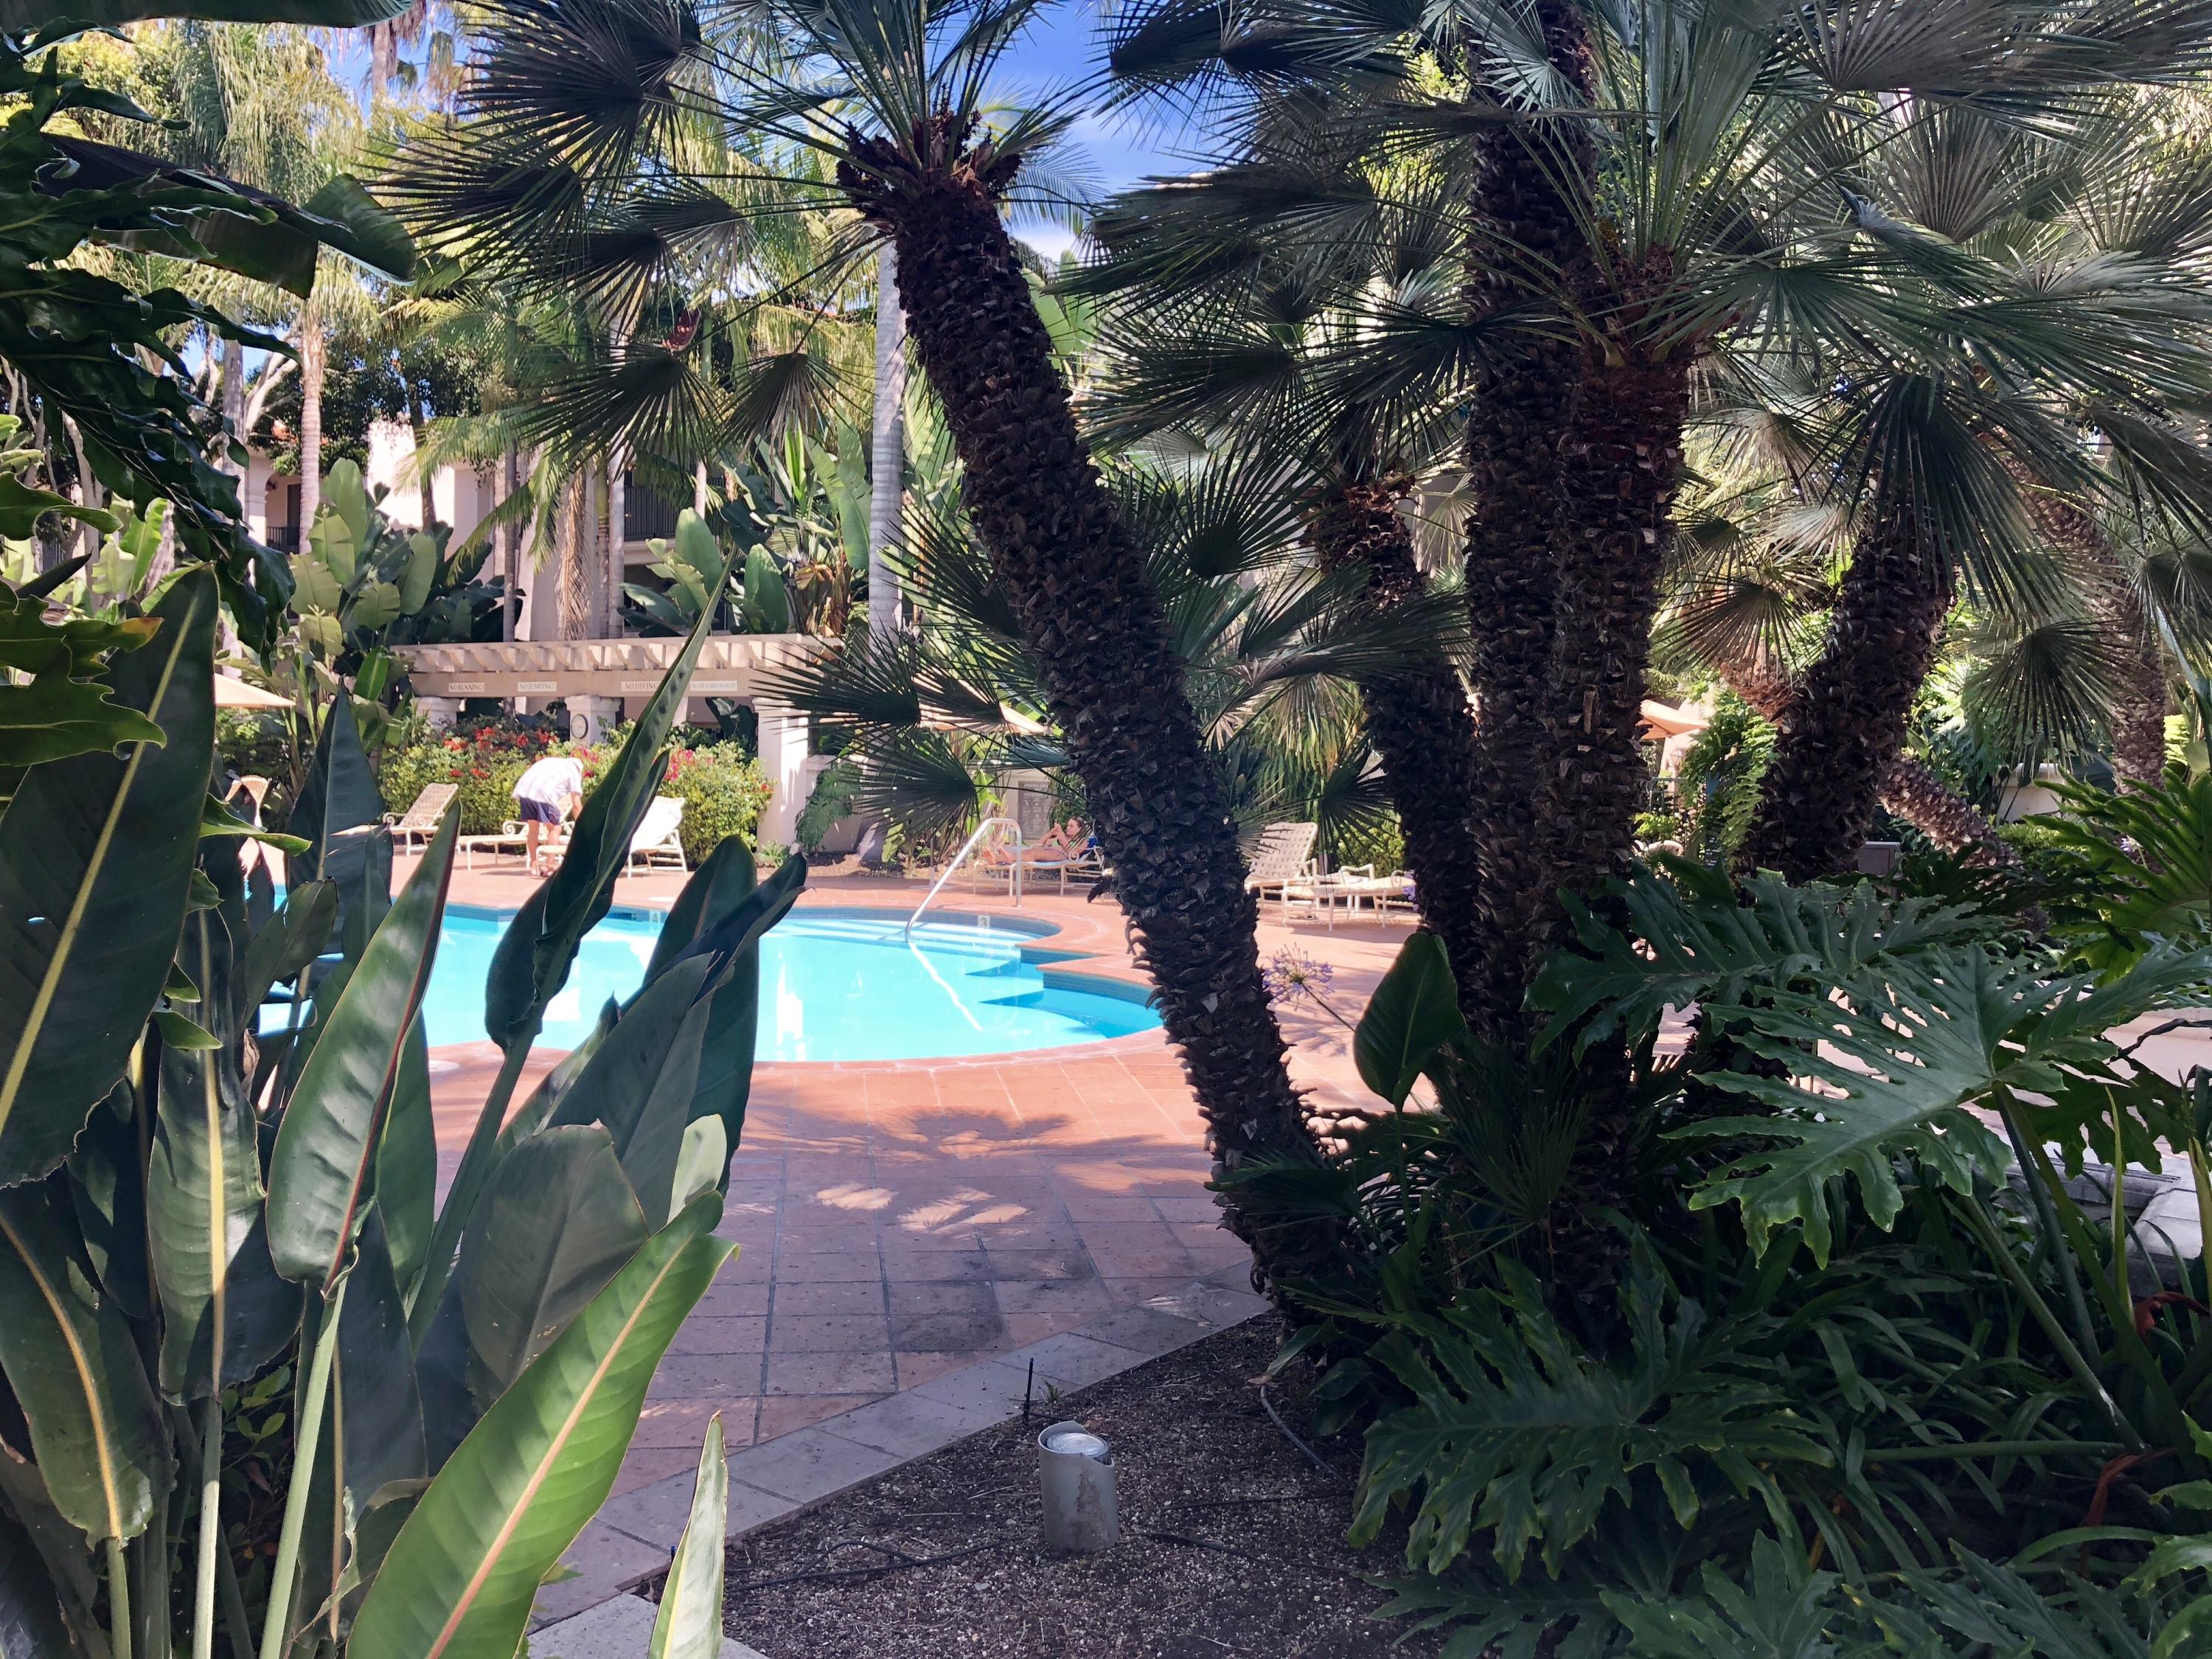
417 860 1402 1514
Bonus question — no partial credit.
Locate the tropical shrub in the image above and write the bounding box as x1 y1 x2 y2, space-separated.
1237 790 2212 1652
659 742 773 864
378 723 771 860
0 560 804 1654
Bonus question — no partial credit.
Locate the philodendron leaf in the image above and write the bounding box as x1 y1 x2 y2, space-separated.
484 546 737 1049
456 1126 648 1408
348 1194 734 1659
0 667 167 769
1354 931 1468 1107
149 904 300 1399
267 809 459 1289
0 1188 164 1543
1679 947 2212 1263
650 1413 727 1659
0 566 215 1186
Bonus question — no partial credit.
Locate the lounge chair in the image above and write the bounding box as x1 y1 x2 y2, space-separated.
1284 863 1418 928
384 782 459 852
626 796 688 871
1242 821 1321 918
460 818 571 871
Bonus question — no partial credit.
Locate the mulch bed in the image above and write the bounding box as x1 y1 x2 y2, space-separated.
701 1315 1442 1658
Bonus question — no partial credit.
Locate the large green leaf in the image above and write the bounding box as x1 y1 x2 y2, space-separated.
1678 947 2212 1263
483 554 736 1049
0 567 214 1186
380 1020 437 1299
0 1499 74 1659
290 690 384 894
1354 930 1468 1107
456 1126 648 1408
1527 859 1999 1057
267 810 459 1289
0 1188 164 1543
348 1194 734 1659
299 1211 426 1644
549 958 716 1222
651 851 806 1152
65 1084 150 1321
0 667 167 771
232 877 338 1029
1349 1260 1825 1582
650 1413 727 1659
148 902 299 1399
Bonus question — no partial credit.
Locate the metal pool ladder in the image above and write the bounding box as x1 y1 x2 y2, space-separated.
906 816 1023 936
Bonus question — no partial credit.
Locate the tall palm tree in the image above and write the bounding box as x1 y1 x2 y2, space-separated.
383 0 1341 1278
1079 151 1492 1013
869 244 907 636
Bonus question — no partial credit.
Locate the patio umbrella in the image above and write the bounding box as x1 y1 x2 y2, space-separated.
214 674 291 710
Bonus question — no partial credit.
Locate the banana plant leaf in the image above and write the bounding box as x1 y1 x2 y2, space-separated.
0 566 215 1187
0 1450 100 1646
649 1413 727 1659
289 691 383 894
347 1193 734 1659
1354 930 1468 1107
297 1211 426 1648
380 1020 437 1299
649 852 807 1153
0 1500 73 1659
456 1126 649 1410
483 550 737 1050
149 902 299 1399
0 1187 164 1543
268 810 459 1290
549 957 716 1221
232 877 338 1030
65 1085 150 1321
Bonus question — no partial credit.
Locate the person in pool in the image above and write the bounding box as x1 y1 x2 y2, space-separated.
512 751 585 876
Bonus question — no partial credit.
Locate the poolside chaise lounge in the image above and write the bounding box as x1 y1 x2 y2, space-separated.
626 796 688 871
1243 821 1321 917
384 782 459 852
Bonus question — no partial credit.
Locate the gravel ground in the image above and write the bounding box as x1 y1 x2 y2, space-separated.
702 1315 1440 1658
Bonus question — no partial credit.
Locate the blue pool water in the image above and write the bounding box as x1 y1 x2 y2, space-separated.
418 906 1161 1059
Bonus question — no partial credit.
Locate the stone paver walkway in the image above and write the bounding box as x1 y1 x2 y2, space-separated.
411 858 1402 1548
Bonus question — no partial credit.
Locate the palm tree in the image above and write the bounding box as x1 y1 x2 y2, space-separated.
869 243 908 636
380 0 1351 1279
1733 100 2212 875
1079 151 1491 1013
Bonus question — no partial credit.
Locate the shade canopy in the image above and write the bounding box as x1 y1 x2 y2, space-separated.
214 674 291 710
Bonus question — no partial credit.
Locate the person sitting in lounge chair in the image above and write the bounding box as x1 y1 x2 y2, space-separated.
512 752 585 877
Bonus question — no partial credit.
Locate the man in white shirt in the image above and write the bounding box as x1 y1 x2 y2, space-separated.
512 753 585 876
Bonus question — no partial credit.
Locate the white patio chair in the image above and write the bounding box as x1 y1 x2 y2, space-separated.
626 796 689 871
1242 821 1321 918
383 782 459 852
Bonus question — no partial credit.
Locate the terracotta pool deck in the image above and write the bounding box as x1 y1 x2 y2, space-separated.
412 855 1402 1509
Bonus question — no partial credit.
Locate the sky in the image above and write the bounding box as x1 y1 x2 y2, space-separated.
987 0 1206 252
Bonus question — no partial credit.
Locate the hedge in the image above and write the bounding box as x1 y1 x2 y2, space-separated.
378 726 771 863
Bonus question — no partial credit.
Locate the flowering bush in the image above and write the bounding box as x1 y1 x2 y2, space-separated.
378 721 771 860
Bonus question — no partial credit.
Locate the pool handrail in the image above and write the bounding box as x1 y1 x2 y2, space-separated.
906 815 1023 936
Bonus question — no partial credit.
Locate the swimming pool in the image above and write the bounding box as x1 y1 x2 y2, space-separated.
420 905 1162 1059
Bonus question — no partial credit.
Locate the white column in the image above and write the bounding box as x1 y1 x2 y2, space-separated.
417 695 462 731
569 693 622 744
755 700 810 849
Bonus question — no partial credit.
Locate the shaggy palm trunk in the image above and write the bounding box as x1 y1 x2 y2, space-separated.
1461 0 1597 1042
1310 481 1484 1006
1742 509 1955 881
557 472 590 641
1527 326 1691 1268
2018 485 2166 787
1720 658 2015 863
847 124 1329 1287
298 303 324 531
